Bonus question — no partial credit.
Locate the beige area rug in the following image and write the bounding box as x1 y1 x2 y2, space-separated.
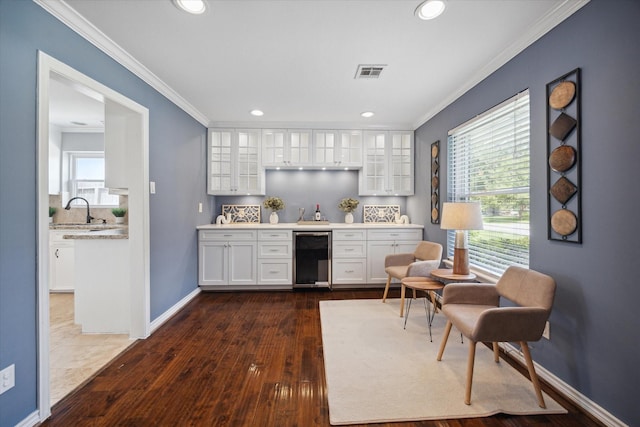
319 298 567 425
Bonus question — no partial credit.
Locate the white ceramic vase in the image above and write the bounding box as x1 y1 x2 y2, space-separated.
270 211 279 224
345 212 354 224
115 217 125 224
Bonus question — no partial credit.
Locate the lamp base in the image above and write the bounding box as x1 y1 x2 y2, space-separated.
453 248 470 275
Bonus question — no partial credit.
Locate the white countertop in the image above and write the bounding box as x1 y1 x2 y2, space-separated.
197 222 423 230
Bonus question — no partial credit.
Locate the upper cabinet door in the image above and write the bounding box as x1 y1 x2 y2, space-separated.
338 130 363 168
208 128 264 195
261 129 286 167
288 130 312 166
312 130 337 167
104 98 142 191
360 131 414 196
236 129 264 195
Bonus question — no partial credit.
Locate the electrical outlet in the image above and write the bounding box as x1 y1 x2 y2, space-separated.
542 321 550 340
0 364 15 395
198 202 203 213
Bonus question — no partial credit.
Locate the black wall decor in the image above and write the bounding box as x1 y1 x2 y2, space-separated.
547 68 581 243
430 141 440 224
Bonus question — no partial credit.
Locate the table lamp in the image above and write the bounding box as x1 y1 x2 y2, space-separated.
440 202 483 275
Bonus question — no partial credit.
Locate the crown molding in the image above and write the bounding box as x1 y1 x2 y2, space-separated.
412 0 591 130
35 0 210 127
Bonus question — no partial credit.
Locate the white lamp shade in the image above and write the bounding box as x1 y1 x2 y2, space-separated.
440 202 483 230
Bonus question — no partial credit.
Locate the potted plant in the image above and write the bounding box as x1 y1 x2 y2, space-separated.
112 208 127 224
49 207 56 224
338 198 359 224
263 196 285 224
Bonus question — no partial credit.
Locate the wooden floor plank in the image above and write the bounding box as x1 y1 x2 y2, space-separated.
42 289 605 427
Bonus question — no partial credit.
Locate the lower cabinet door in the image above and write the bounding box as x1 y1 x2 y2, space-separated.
228 242 257 285
199 242 227 286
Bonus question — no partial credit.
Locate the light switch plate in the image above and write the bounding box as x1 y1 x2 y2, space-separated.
149 181 156 194
0 364 15 395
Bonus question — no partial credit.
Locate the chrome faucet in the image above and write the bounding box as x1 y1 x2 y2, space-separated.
64 197 94 223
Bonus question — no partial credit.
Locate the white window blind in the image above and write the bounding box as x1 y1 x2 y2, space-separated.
447 90 530 275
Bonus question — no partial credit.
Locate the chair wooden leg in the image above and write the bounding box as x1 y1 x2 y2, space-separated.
382 275 392 302
520 341 546 408
493 342 500 362
399 283 406 317
465 341 477 405
437 320 453 361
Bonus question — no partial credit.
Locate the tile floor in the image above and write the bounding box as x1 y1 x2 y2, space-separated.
49 293 134 406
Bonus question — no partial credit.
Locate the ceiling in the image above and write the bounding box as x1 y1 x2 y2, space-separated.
45 0 588 130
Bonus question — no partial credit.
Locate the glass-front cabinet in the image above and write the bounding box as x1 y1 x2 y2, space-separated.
208 128 264 195
360 131 414 196
262 129 312 168
312 130 363 168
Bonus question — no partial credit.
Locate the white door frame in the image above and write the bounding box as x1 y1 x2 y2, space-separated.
36 51 150 420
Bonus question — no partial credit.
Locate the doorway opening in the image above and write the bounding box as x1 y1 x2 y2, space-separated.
37 52 150 418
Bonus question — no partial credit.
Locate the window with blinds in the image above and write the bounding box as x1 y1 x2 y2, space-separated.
447 90 530 275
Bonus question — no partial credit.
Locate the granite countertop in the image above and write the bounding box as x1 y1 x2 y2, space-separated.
50 223 129 240
197 222 423 230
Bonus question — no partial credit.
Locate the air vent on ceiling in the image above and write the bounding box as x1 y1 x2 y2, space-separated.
355 64 386 79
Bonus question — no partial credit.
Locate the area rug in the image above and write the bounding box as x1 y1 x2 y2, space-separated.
319 298 567 425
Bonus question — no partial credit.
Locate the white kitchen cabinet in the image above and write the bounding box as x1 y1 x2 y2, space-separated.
312 130 363 169
262 129 311 168
49 230 82 292
257 229 292 287
360 131 414 196
366 228 422 283
332 229 367 285
208 128 264 195
199 230 257 287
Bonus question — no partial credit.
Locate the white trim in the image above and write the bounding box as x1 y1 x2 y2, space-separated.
500 342 627 427
37 51 151 423
34 0 209 127
412 0 591 129
150 288 201 333
14 410 40 427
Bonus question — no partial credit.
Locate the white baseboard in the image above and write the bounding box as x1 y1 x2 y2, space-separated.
16 410 40 427
500 342 626 427
149 287 201 333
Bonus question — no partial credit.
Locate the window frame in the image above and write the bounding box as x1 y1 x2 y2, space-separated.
446 90 530 276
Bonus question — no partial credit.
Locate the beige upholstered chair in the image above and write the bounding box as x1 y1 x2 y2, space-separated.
436 266 556 407
382 241 443 305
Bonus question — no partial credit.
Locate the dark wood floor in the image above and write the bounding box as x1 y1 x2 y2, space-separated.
41 289 603 426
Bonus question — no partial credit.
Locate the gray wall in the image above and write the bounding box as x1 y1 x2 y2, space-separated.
215 170 409 224
410 0 639 424
0 1 210 425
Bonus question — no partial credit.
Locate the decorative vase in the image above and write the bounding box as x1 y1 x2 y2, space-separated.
48 217 53 224
115 217 125 224
269 211 279 224
345 212 354 224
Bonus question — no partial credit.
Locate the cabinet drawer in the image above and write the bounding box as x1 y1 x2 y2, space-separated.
258 241 292 258
367 228 422 241
332 229 366 240
199 230 257 241
332 259 367 284
258 260 292 284
258 230 292 241
333 241 366 258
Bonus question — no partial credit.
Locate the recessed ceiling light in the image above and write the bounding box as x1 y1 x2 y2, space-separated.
415 0 446 20
361 111 375 118
250 109 264 117
173 0 207 15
